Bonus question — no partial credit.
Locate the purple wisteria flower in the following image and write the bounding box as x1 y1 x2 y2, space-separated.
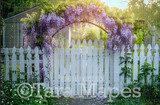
23 2 134 71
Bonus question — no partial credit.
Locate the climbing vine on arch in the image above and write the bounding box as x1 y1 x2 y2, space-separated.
22 0 135 70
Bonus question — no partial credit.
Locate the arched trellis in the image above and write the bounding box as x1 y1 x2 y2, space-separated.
22 2 134 71
52 20 108 37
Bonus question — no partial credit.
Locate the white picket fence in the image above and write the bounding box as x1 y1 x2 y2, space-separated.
1 40 160 97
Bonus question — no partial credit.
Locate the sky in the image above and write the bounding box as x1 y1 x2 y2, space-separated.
100 0 129 10
100 0 149 10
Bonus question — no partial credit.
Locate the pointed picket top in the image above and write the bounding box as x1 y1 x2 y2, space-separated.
20 47 24 53
147 44 152 51
94 40 98 46
42 48 45 53
134 44 138 50
88 40 92 47
34 47 39 53
121 45 125 54
71 40 75 46
140 44 145 50
27 46 31 52
154 44 159 51
82 39 86 45
77 39 80 47
127 45 131 52
65 40 69 47
5 48 9 54
12 46 16 53
100 40 103 46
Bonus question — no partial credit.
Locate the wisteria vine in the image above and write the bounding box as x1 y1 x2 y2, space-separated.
23 2 135 76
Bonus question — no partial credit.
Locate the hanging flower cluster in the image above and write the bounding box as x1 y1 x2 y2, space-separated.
22 2 135 73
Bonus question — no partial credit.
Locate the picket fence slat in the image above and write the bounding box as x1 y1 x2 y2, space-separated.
120 46 125 90
147 44 152 84
154 44 159 82
54 45 59 95
114 49 120 93
87 40 92 96
49 52 54 88
81 40 87 95
133 45 138 82
27 46 32 82
93 41 98 95
105 48 109 96
60 40 64 95
20 47 25 81
98 40 104 95
34 47 39 81
5 48 9 80
71 40 76 96
76 40 81 95
127 46 131 85
140 44 145 84
43 49 49 87
65 40 70 96
12 47 17 81
110 51 114 88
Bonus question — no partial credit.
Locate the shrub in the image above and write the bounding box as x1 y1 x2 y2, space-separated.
84 27 100 42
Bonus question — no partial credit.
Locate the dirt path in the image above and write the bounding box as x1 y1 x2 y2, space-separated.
69 97 106 105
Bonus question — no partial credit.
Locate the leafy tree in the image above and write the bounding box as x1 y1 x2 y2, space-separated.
128 0 160 45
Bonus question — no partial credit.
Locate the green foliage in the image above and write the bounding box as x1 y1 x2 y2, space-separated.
1 0 39 18
120 53 132 81
128 0 160 46
71 35 83 43
84 27 100 42
106 62 160 105
105 95 142 105
133 22 144 46
138 62 155 84
0 70 71 105
128 0 160 27
100 29 107 41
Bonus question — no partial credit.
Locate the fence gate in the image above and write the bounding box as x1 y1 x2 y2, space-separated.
53 39 121 97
